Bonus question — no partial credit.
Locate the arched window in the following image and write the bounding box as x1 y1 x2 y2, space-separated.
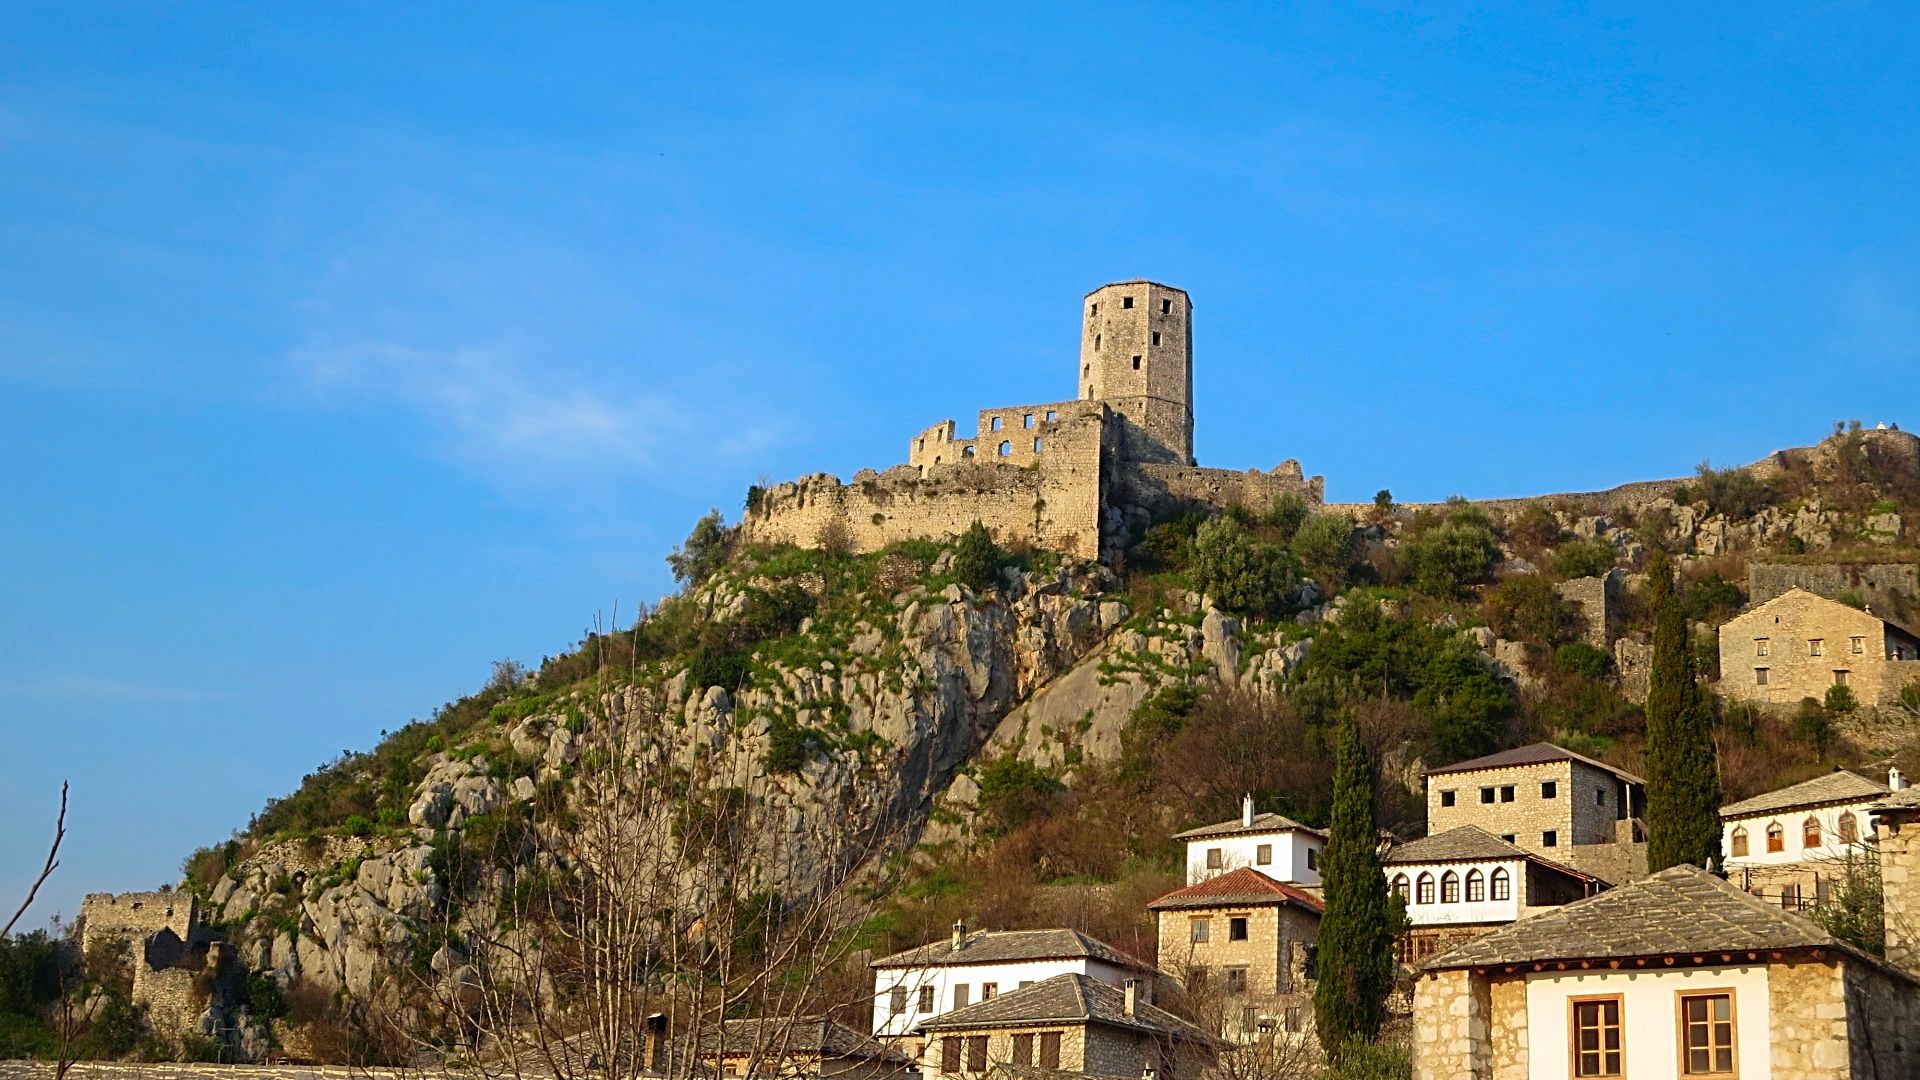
1465 870 1485 903
1490 868 1511 902
1415 873 1435 905
1730 826 1749 857
962 446 975 458
990 416 1003 432
1391 874 1410 901
1804 816 1823 849
997 441 1011 457
1766 821 1784 853
1839 812 1859 843
1440 871 1460 904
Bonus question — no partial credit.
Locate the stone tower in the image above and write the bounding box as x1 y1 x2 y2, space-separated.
1079 280 1194 465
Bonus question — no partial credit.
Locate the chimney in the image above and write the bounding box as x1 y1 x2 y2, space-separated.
1242 794 1255 829
1893 767 1909 792
952 919 967 951
1124 978 1139 1016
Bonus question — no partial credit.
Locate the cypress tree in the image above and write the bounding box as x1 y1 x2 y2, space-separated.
1313 712 1395 1056
1643 550 1724 872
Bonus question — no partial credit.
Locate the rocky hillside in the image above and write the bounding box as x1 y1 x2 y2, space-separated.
151 426 1920 1061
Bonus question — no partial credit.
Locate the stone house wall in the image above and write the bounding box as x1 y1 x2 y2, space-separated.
929 1022 1196 1080
1877 809 1920 975
1409 968 1491 1080
1155 904 1317 1042
1843 954 1920 1075
1425 761 1623 856
1718 589 1920 708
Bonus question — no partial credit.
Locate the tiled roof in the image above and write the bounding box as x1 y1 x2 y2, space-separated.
1172 811 1325 841
1146 867 1325 912
1720 770 1889 819
1879 787 1920 814
1424 866 1903 975
694 1017 912 1065
1380 826 1599 883
1425 742 1644 784
871 928 1154 973
917 972 1221 1046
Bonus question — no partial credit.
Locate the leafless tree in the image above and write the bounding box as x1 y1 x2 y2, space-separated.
4 781 68 938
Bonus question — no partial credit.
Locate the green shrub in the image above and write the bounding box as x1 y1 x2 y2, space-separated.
1689 461 1777 518
1549 537 1617 579
667 509 729 587
1118 684 1203 781
686 645 750 693
974 755 1065 838
1826 684 1859 715
1398 522 1501 600
1190 516 1298 617
766 716 828 774
1554 642 1615 679
1482 575 1573 645
341 815 373 838
1507 503 1564 550
950 521 1004 592
1261 493 1309 541
1794 697 1834 758
1292 514 1356 591
1130 511 1207 574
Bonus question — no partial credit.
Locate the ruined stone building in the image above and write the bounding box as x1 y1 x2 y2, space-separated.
78 890 222 1038
1717 587 1920 708
741 282 1324 562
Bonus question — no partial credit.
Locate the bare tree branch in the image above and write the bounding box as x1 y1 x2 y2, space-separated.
4 780 69 938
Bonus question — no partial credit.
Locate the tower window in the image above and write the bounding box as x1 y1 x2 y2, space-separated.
1023 413 1034 428
1132 355 1141 370
1151 331 1161 346
997 441 1011 457
1033 438 1043 452
1122 296 1134 309
1094 334 1100 349
990 416 1002 431
1089 303 1098 316
1161 298 1171 313
1045 410 1057 420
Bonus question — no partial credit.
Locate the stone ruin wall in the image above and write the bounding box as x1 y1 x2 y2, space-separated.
80 890 200 949
908 399 1101 473
743 410 1106 560
1749 562 1920 619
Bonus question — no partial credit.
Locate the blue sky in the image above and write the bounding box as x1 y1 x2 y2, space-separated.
4 4 1918 923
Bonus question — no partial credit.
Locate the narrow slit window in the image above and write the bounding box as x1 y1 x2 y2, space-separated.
1132 355 1141 369
1151 331 1161 346
1161 298 1171 313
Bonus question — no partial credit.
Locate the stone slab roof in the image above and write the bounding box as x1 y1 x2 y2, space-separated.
694 1016 912 1065
871 928 1154 973
1424 742 1645 785
1424 866 1904 976
917 972 1221 1046
1146 867 1325 912
1720 769 1889 819
1172 811 1325 842
1381 826 1601 883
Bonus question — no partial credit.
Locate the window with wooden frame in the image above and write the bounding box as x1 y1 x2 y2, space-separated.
1569 996 1624 1077
1678 990 1735 1075
1011 1033 1034 1066
1256 844 1273 865
1440 871 1460 903
1803 816 1822 849
1190 917 1210 942
1039 1032 1062 1069
1766 821 1784 853
889 986 908 1015
1229 916 1249 941
1839 812 1859 843
942 1037 962 1072
1416 873 1435 904
1391 874 1410 901
981 982 998 1000
1225 966 1247 994
1490 867 1511 901
1206 848 1224 869
1465 869 1485 902
918 986 934 1011
963 1035 987 1072
1730 826 1748 857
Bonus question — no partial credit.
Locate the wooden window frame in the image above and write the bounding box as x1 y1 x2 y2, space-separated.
1675 988 1738 1076
964 1035 987 1072
1465 869 1485 902
1011 1033 1034 1066
942 1037 962 1073
1039 1031 1062 1069
1803 816 1822 849
1416 873 1435 904
1229 915 1249 941
1766 822 1784 853
1490 867 1511 902
889 985 908 1016
1729 827 1748 857
1206 847 1224 869
1440 870 1460 903
1839 812 1858 843
1568 994 1625 1078
1391 874 1410 901
918 985 935 1012
1190 917 1210 942
1256 843 1273 865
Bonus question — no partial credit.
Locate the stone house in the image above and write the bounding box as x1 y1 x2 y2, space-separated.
1721 768 1904 908
918 972 1223 1080
1146 867 1322 1042
1382 826 1604 965
1422 743 1646 883
689 1016 915 1080
1172 796 1326 887
870 925 1158 1053
1410 865 1920 1079
1717 587 1920 708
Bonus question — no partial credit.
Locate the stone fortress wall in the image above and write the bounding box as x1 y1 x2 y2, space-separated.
80 891 216 1038
741 281 1324 561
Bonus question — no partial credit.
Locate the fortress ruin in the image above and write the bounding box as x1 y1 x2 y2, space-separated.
741 281 1325 561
